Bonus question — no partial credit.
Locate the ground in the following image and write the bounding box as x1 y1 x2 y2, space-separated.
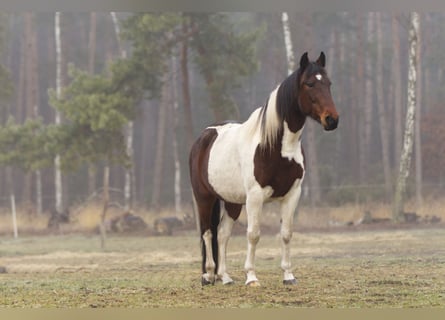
0 227 444 308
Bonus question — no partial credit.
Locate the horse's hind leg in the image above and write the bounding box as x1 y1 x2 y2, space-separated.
197 197 218 285
217 202 241 285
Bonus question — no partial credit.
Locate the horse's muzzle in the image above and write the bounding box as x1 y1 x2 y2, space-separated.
324 115 339 131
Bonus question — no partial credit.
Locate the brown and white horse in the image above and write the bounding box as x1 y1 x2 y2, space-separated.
189 52 339 286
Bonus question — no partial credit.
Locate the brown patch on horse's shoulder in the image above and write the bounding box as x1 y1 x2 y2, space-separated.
253 144 304 198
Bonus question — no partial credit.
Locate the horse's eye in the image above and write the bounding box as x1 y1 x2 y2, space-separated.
305 81 315 88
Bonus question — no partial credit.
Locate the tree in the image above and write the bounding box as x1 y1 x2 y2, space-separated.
54 12 63 213
189 13 258 121
414 14 423 208
180 14 194 149
393 12 420 222
50 65 135 248
111 11 134 211
375 12 392 198
87 12 97 197
0 117 55 236
392 14 404 166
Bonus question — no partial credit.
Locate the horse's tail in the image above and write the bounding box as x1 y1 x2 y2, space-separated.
201 200 220 275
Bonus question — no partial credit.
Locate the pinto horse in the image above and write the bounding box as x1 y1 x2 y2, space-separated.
189 52 339 286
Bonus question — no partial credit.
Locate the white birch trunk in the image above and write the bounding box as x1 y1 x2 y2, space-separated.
111 12 133 211
11 194 18 239
54 12 63 213
281 12 295 73
414 14 423 209
393 12 419 221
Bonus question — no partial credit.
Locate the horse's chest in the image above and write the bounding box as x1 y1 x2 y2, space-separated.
253 139 304 198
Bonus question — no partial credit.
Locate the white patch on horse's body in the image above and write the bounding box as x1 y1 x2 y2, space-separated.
207 109 266 204
281 121 304 167
315 73 322 81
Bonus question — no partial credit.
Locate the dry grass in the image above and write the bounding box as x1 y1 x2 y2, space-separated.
0 228 444 307
0 197 444 236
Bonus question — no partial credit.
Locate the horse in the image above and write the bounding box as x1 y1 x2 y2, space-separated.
189 52 339 287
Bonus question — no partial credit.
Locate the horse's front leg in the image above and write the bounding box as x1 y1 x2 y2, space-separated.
279 185 302 285
244 190 264 286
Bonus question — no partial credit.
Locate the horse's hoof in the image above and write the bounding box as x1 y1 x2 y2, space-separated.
246 280 261 287
283 278 298 285
201 277 214 286
223 280 235 285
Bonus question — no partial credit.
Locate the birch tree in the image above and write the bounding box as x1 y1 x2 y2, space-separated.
414 14 423 208
281 12 295 73
111 11 134 211
393 12 419 221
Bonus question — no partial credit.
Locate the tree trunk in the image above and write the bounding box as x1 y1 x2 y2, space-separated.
356 14 366 185
87 12 97 197
392 14 403 166
393 12 419 222
138 102 150 204
362 13 374 187
31 13 42 215
375 13 392 199
100 166 110 250
23 12 33 211
281 12 295 72
54 12 63 213
111 12 134 211
7 167 18 239
414 14 423 209
171 55 182 214
151 74 169 209
181 15 194 149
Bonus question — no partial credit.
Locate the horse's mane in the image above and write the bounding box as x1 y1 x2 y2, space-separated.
258 62 326 151
258 69 301 151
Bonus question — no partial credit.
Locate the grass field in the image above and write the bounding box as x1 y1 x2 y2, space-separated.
0 226 444 308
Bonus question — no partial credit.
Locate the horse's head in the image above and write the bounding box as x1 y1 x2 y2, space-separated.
298 52 339 131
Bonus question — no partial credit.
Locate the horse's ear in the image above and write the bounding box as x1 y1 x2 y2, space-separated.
316 52 326 67
299 52 309 71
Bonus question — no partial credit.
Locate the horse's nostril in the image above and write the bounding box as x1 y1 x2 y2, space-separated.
325 116 338 130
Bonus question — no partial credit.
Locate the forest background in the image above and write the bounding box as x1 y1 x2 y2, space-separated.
0 12 443 231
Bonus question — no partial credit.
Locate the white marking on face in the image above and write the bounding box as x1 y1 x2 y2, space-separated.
315 74 322 81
